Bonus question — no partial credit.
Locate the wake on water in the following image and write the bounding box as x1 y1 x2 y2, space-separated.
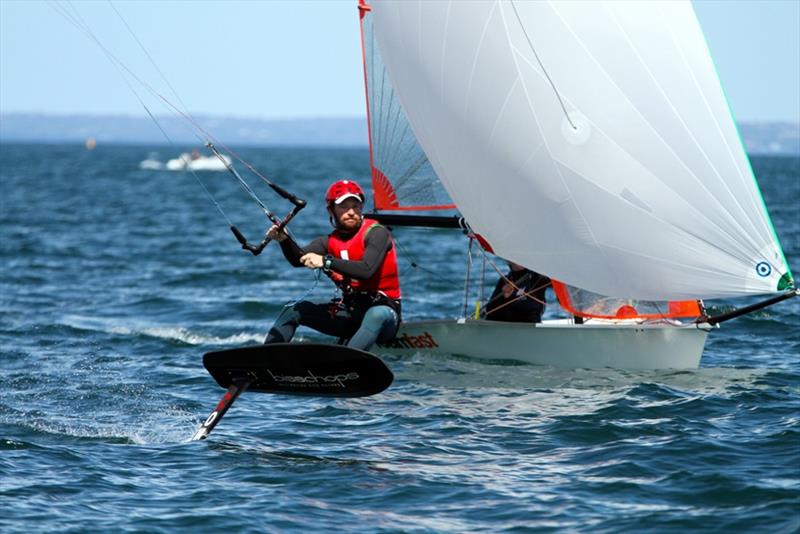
56 312 778 397
3 319 779 448
3 375 199 445
59 314 264 346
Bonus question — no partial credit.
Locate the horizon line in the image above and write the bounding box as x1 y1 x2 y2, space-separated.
1 111 798 125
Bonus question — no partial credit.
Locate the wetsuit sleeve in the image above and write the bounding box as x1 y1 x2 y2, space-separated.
279 236 328 267
329 226 392 280
485 278 507 314
486 271 546 322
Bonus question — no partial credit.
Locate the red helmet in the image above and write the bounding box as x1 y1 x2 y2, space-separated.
325 179 365 205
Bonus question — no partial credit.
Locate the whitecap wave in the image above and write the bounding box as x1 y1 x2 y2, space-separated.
117 326 262 346
21 408 200 445
60 315 262 346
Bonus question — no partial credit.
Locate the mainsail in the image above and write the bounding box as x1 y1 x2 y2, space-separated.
359 0 455 212
370 0 793 301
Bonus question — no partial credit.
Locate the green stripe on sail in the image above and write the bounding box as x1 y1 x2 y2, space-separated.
778 272 795 292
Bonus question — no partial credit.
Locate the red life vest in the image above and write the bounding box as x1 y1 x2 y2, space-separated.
326 218 401 300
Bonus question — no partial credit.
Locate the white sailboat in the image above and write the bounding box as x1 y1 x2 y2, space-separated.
356 0 796 369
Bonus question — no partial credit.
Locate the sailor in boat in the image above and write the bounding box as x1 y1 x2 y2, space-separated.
484 262 551 323
264 179 402 351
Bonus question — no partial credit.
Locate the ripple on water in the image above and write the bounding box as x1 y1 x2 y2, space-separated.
1 147 798 531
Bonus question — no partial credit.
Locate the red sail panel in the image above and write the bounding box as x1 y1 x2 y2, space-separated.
359 0 455 212
552 281 702 320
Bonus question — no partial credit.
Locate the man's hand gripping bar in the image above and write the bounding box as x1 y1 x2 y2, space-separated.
205 142 307 256
230 191 306 256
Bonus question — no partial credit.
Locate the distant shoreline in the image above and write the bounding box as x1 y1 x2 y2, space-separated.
0 140 369 151
0 113 368 148
1 113 798 155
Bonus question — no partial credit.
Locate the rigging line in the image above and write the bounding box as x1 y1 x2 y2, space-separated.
393 236 453 284
139 103 231 224
54 1 204 151
53 2 172 135
59 1 270 219
462 237 474 318
483 279 550 316
107 0 193 118
56 1 297 229
474 246 547 306
52 0 202 142
52 0 232 225
479 252 486 304
106 1 219 154
282 269 323 309
508 0 576 130
54 2 265 198
206 143 272 216
208 141 278 199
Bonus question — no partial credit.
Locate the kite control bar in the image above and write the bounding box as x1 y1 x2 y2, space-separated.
206 142 306 256
229 194 306 256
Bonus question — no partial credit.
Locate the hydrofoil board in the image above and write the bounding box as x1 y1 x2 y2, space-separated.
192 343 393 440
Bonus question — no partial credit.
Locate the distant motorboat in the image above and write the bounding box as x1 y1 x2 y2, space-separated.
139 152 164 170
165 150 230 172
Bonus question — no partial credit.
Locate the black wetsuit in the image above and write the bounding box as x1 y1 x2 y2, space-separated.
485 269 551 323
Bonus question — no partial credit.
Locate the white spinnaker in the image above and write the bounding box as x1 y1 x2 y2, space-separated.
372 0 791 300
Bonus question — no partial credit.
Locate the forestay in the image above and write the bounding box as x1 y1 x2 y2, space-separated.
371 0 793 300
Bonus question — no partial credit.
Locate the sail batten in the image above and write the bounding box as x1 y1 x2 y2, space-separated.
370 0 792 300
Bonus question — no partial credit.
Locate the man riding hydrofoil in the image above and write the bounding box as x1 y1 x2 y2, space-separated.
265 179 401 351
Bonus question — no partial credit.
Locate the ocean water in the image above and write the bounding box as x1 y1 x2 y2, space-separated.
1 144 798 532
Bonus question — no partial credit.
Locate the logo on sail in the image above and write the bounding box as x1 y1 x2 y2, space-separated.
756 262 772 277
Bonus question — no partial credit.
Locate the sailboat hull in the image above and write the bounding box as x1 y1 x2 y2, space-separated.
377 319 711 370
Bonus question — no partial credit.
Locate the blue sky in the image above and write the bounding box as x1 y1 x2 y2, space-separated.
1 0 798 122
